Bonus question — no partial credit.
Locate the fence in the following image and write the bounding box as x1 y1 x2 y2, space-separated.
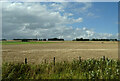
24 56 106 65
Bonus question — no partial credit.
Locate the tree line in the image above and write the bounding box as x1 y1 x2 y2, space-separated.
1 38 118 42
73 38 117 41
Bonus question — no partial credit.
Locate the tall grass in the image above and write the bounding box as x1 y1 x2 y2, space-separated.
2 57 120 79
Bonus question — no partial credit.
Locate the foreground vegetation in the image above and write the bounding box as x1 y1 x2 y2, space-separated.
2 57 120 79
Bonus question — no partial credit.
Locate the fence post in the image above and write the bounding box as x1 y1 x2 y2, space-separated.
53 56 55 66
102 56 105 61
79 56 81 62
25 58 27 64
45 59 46 64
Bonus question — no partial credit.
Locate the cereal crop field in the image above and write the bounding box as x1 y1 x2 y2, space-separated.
2 41 118 64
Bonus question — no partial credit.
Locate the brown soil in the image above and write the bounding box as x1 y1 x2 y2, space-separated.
2 41 118 64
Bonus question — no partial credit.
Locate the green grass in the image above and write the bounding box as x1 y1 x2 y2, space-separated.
2 57 120 79
1 41 57 45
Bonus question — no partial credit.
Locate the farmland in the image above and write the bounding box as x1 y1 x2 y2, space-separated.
2 41 119 79
2 41 118 64
2 41 57 45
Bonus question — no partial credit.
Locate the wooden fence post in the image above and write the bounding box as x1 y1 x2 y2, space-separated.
52 57 56 73
25 58 27 64
79 56 81 62
45 59 46 64
102 56 105 61
53 56 55 66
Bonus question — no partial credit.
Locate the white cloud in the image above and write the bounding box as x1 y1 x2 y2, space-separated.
45 2 93 15
81 2 92 11
65 2 92 14
64 13 73 16
87 12 100 18
73 18 83 23
2 2 117 40
1 0 119 2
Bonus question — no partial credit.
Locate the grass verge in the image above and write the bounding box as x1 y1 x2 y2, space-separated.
2 57 120 79
1 41 58 45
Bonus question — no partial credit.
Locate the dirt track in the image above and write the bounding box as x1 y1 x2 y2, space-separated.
2 41 118 64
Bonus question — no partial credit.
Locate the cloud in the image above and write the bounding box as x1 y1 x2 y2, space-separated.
81 2 92 11
45 2 92 15
87 12 100 18
73 18 83 22
2 2 117 40
1 0 94 2
1 0 119 2
64 13 73 16
64 2 92 14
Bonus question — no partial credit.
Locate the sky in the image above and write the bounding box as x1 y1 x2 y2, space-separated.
2 2 118 40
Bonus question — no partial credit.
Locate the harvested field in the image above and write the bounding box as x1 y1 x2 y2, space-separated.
2 41 118 64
